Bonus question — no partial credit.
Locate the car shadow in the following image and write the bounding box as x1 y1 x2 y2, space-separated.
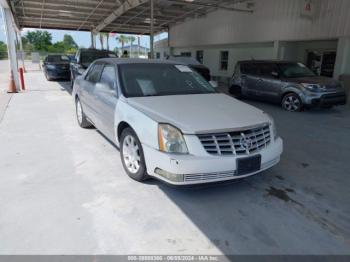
57 81 72 95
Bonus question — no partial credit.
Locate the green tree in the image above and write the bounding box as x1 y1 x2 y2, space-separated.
47 42 65 53
105 33 110 51
99 32 109 50
0 41 8 59
62 34 78 49
25 30 52 51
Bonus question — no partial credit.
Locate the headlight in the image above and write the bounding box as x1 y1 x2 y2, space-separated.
266 113 278 140
301 83 322 92
158 124 188 154
46 64 56 70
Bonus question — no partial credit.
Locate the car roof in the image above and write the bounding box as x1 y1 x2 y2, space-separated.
238 60 298 64
94 58 183 65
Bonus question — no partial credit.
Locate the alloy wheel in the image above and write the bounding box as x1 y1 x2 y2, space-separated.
283 95 301 112
122 135 141 174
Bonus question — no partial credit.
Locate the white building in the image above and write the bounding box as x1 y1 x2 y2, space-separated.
155 0 350 85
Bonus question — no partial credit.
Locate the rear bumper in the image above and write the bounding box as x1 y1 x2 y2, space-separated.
143 138 283 185
46 69 70 79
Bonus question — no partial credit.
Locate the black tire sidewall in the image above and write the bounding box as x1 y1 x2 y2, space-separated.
70 73 74 88
282 93 302 112
120 128 148 182
75 98 90 128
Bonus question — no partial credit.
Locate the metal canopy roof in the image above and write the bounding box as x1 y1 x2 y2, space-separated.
8 0 253 35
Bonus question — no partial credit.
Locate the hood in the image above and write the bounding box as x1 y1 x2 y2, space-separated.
286 76 341 90
126 94 270 134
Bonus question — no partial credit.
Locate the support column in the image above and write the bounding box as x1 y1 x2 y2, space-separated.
18 31 26 72
90 31 96 48
273 40 280 60
150 0 154 59
137 36 140 58
2 7 20 92
334 37 350 79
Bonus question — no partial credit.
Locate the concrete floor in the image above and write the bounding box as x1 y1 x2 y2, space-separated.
0 70 350 255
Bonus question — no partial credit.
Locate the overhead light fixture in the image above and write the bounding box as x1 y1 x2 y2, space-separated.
58 10 73 17
144 18 157 24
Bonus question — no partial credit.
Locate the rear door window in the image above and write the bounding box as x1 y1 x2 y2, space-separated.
86 63 104 83
259 63 278 78
99 64 116 90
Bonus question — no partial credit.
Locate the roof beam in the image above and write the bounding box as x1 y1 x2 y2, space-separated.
93 0 148 33
77 0 105 31
167 0 253 13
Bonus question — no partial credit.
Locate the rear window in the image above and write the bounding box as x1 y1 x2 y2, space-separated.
86 63 104 83
81 51 117 65
47 55 70 62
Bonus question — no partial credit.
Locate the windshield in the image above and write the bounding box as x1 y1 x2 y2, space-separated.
279 63 316 78
119 64 216 97
81 51 117 65
47 55 70 63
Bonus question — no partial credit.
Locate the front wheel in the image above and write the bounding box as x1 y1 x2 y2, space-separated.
120 128 148 182
282 93 303 112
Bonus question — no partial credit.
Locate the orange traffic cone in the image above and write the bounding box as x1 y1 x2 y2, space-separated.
7 70 17 93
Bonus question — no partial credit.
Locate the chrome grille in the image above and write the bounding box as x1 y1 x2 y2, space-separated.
197 124 271 156
184 171 235 182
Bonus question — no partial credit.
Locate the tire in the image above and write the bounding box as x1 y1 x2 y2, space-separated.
75 97 92 128
45 72 52 81
120 128 148 182
70 71 75 88
282 93 303 112
229 85 242 99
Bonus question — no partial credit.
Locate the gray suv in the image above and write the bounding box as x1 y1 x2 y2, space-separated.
230 60 347 111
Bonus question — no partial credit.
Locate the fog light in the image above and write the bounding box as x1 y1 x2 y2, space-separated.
155 168 184 182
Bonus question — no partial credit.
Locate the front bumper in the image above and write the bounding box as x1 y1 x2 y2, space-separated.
302 91 347 107
143 137 283 185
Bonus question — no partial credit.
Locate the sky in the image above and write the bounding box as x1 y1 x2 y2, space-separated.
0 10 168 50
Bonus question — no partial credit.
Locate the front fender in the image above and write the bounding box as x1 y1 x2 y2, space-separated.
115 100 159 149
281 85 304 99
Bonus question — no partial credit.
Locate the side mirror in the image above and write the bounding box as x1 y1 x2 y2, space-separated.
209 80 218 89
96 83 116 95
271 71 279 78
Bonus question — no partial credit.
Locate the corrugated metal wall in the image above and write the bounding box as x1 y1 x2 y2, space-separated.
169 0 350 48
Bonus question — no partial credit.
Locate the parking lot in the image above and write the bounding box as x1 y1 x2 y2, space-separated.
0 66 349 255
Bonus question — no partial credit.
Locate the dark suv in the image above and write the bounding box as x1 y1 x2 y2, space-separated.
230 60 347 111
70 48 117 87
